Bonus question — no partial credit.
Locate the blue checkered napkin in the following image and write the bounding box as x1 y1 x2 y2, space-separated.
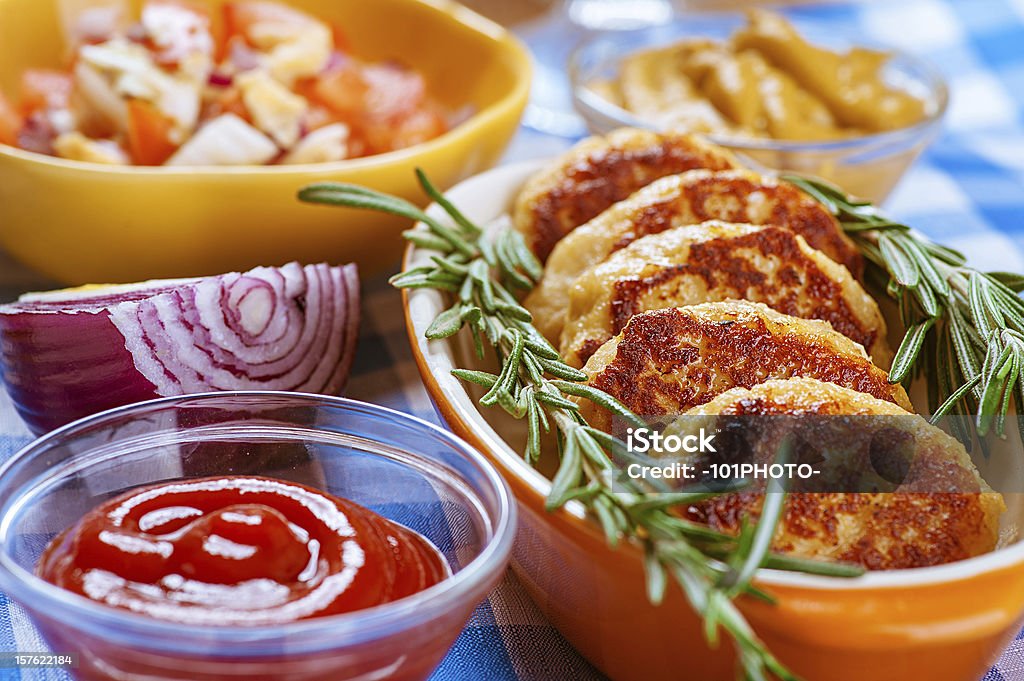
804 0 1024 270
0 411 53 681
988 631 1024 681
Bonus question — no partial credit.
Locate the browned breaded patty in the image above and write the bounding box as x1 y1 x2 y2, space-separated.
579 301 911 431
676 379 1004 569
526 169 862 341
558 222 891 368
512 129 739 261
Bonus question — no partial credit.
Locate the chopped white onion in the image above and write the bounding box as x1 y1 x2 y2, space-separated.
237 70 307 148
166 114 279 166
282 124 350 165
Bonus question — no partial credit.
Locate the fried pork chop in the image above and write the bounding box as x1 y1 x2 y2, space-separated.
675 378 1004 569
526 169 861 341
559 222 891 368
512 129 739 261
579 301 911 432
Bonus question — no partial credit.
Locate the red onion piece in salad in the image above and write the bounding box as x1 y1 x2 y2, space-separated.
208 71 234 87
0 262 359 435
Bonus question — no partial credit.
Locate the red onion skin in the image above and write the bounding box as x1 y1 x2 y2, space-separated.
0 263 360 436
0 310 159 434
208 72 234 87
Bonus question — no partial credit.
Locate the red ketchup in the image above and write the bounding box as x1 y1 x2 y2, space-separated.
37 476 449 625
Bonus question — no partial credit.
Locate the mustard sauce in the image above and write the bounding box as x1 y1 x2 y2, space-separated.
602 10 926 142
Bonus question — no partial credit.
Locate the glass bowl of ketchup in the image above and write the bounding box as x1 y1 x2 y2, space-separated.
0 392 516 681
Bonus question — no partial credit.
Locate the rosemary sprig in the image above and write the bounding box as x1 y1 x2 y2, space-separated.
784 175 1024 444
300 173 864 681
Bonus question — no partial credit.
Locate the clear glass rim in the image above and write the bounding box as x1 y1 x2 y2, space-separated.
568 16 951 153
0 391 517 652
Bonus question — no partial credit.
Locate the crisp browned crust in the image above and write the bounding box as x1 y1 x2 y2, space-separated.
559 222 890 368
580 301 910 432
608 170 861 275
678 379 1004 569
690 492 999 569
513 129 739 260
526 169 863 344
610 226 873 348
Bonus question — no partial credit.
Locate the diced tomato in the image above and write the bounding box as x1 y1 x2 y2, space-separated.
356 123 391 156
391 106 447 149
306 63 368 122
126 99 179 165
223 2 321 44
309 62 425 123
307 59 444 156
203 86 251 123
302 104 341 132
0 90 22 146
360 64 425 122
331 26 350 54
360 107 446 155
20 70 73 115
344 133 366 159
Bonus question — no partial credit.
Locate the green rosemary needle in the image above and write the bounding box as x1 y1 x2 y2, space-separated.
784 175 1024 446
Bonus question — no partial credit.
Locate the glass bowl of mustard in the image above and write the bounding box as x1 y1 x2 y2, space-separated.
569 10 949 203
0 392 516 681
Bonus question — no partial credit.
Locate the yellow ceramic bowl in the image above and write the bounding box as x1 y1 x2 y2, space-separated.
403 161 1024 681
0 0 529 285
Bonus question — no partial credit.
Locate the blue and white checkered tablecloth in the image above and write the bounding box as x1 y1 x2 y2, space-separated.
4 0 1024 679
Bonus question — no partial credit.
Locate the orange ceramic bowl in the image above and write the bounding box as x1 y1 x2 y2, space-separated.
0 0 529 285
402 161 1024 681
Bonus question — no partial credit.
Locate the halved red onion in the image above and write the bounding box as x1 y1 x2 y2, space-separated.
0 262 360 435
